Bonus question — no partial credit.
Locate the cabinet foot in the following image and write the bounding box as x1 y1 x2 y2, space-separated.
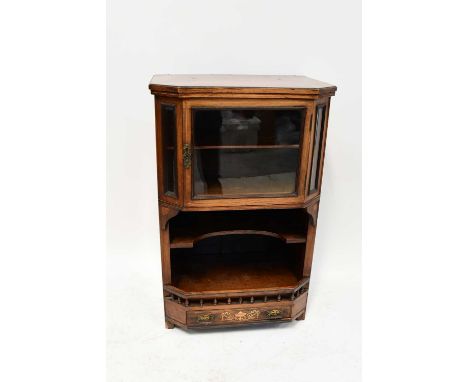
296 311 306 321
165 320 175 329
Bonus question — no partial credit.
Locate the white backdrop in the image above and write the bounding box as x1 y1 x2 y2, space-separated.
107 1 361 381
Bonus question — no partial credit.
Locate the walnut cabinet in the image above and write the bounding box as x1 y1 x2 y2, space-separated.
149 75 336 329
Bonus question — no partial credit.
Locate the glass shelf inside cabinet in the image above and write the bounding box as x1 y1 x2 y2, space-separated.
192 108 305 198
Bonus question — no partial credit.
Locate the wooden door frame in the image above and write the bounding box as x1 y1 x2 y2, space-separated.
182 98 314 209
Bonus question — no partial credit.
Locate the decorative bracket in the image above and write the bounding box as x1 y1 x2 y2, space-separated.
159 204 180 230
306 202 320 227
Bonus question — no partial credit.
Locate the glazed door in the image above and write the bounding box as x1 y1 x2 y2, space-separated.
305 98 331 201
155 98 184 206
184 100 313 208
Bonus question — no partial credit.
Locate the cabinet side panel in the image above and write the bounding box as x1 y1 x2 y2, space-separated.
154 98 164 199
297 104 314 199
303 203 319 277
317 98 332 193
158 222 171 285
306 97 332 201
165 299 187 324
291 292 308 317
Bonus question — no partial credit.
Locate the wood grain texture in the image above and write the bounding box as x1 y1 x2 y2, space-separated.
150 74 335 89
186 306 292 327
291 291 308 317
158 204 180 230
159 226 172 285
149 75 336 99
303 202 320 277
164 293 308 329
164 298 187 324
173 261 300 293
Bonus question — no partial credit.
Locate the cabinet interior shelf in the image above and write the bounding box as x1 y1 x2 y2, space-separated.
171 247 305 293
171 229 305 249
169 209 308 249
172 260 302 293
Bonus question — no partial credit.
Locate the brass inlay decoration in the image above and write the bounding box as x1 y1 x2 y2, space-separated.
197 313 214 322
267 309 282 318
221 311 234 321
247 310 261 320
221 309 261 322
183 144 191 169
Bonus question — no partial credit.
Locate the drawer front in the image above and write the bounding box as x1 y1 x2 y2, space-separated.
187 306 291 327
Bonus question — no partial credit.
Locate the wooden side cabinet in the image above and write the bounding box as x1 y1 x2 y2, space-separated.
148 75 337 330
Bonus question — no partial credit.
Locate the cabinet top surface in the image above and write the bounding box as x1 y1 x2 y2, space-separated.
149 74 335 90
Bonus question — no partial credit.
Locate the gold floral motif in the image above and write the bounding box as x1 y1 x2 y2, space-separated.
197 313 214 322
220 311 234 321
247 309 261 320
221 309 261 321
267 309 282 318
235 311 248 321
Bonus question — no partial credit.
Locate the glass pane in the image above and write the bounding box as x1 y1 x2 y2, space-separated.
193 108 303 147
161 104 177 196
193 148 300 197
309 105 326 194
192 108 304 198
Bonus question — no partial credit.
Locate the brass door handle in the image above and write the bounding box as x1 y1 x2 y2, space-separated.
183 144 191 169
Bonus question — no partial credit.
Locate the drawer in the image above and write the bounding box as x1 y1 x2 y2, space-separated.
186 306 292 327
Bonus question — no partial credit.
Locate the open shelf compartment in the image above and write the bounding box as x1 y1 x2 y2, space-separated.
169 209 308 249
167 212 309 307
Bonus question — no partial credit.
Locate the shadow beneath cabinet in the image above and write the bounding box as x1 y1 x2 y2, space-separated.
176 320 302 335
